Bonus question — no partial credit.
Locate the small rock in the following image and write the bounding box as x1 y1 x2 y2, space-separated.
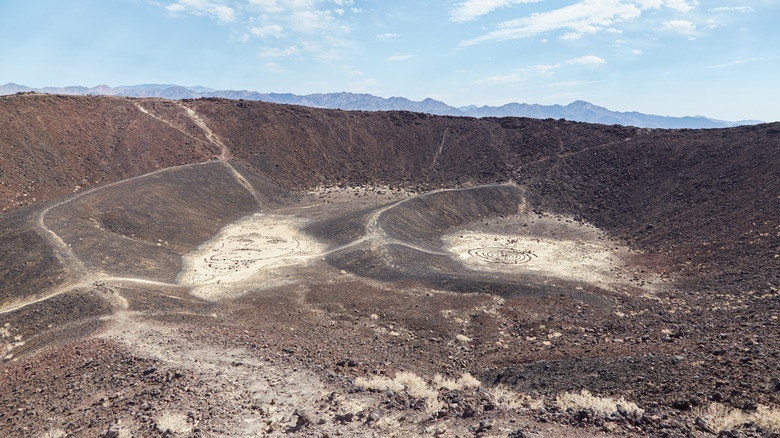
367 407 384 423
476 420 493 433
101 424 123 438
334 412 354 424
293 409 311 429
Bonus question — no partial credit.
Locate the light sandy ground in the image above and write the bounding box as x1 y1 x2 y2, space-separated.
443 216 658 293
178 213 326 300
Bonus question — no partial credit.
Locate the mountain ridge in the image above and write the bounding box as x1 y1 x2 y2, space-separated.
0 82 761 129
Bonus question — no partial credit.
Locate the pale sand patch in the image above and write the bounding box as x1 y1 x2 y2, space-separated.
178 213 326 300
443 231 641 292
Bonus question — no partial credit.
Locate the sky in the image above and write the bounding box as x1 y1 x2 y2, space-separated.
1 0 778 121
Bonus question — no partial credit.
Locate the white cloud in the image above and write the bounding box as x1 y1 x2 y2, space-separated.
291 9 340 33
566 55 606 65
248 0 284 14
250 24 284 38
376 33 400 39
348 78 379 93
156 1 366 69
660 19 696 35
384 55 413 61
450 0 544 23
517 63 561 73
664 0 697 13
166 0 236 23
708 6 753 13
461 0 662 45
475 72 527 85
632 48 642 54
705 57 762 69
551 80 600 86
263 62 287 72
259 46 299 58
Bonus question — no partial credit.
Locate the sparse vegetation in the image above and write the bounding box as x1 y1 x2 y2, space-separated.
556 390 643 416
486 384 544 410
432 372 481 390
356 371 482 414
695 402 780 434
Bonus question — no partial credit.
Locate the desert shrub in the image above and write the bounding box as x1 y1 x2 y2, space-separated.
432 372 480 390
556 390 643 416
695 402 780 434
355 371 442 413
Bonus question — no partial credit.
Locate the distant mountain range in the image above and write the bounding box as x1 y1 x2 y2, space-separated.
0 82 762 129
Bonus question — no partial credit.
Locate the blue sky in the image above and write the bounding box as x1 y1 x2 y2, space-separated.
1 0 778 121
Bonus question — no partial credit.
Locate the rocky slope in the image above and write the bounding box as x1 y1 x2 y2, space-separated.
0 93 778 437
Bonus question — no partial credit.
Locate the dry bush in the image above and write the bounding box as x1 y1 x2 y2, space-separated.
754 405 780 434
355 371 441 413
486 384 543 410
695 402 780 434
432 372 481 390
556 390 643 416
354 375 404 392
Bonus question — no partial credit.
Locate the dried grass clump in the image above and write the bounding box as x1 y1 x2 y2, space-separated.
696 402 780 434
432 372 481 390
355 371 442 413
754 405 780 434
556 390 643 416
41 429 67 438
354 375 404 392
486 384 543 410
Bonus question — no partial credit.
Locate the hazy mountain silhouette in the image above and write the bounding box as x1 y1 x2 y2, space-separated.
0 82 761 128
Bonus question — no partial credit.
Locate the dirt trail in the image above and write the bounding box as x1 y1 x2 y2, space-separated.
177 102 230 160
133 102 211 148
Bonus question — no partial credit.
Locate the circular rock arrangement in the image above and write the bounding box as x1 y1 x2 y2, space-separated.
468 247 536 264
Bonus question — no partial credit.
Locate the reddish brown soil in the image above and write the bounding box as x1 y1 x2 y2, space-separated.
0 93 778 438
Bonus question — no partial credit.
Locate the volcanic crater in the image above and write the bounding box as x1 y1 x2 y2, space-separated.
0 93 778 438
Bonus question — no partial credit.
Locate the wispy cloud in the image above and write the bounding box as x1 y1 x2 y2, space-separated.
460 0 663 45
475 72 527 85
450 0 543 23
659 19 696 35
551 80 601 87
348 78 379 93
166 0 237 23
250 24 284 38
705 57 762 69
376 33 401 39
259 46 299 58
566 55 606 65
162 0 357 62
263 62 287 73
708 6 753 13
384 55 413 61
664 0 697 13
